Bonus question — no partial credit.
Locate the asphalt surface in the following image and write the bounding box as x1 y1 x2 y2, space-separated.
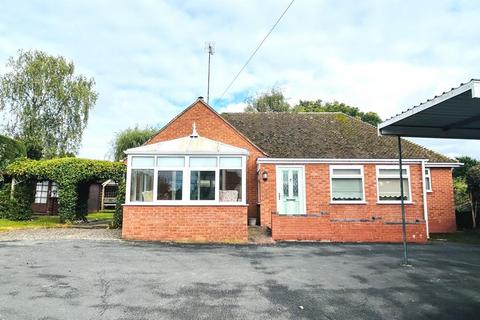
0 240 479 320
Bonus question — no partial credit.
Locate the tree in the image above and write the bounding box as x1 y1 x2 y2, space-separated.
465 165 480 229
453 156 478 179
0 50 98 158
293 99 382 126
110 125 157 161
245 87 290 112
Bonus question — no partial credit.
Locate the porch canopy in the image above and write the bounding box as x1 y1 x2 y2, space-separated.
379 79 480 139
378 79 480 265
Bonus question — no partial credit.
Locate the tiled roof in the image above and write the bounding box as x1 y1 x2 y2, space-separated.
221 112 454 163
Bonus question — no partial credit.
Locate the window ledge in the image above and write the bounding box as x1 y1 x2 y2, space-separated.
376 201 414 205
123 202 248 207
330 201 367 205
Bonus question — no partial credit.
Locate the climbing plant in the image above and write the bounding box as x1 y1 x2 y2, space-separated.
6 157 126 222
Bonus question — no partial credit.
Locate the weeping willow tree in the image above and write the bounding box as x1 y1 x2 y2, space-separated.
0 50 98 159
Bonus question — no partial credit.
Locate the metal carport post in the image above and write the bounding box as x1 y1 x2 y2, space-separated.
379 79 480 265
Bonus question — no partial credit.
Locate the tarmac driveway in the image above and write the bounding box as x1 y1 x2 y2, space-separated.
0 240 479 320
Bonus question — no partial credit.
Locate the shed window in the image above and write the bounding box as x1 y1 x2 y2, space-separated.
330 166 364 202
35 181 49 204
377 166 411 202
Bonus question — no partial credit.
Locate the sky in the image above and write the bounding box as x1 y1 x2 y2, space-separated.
1 0 480 160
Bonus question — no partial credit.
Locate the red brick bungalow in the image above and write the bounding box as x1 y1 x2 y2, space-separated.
122 98 459 243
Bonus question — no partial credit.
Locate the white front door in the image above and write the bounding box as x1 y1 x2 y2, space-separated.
277 166 305 215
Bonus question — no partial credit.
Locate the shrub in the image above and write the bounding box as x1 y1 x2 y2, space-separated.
113 179 126 228
0 183 32 220
6 158 125 223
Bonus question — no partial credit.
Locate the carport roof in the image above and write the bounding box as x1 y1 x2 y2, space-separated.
379 79 480 139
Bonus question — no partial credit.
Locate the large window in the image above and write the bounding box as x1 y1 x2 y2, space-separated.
425 168 432 192
330 166 364 202
127 155 245 204
377 166 411 202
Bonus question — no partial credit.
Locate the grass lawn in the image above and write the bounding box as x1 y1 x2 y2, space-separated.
86 211 113 221
430 229 480 245
0 216 69 233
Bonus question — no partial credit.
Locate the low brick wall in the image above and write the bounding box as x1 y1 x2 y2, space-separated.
271 214 427 243
122 205 248 243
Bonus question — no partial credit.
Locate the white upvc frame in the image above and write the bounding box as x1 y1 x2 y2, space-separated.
424 168 432 192
275 165 307 215
376 165 413 204
329 165 366 204
126 154 247 206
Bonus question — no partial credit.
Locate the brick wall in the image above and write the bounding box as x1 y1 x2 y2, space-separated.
271 214 427 243
260 162 429 242
147 100 265 220
122 205 248 243
427 168 456 233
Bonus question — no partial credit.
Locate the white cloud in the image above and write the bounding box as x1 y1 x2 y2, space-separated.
218 102 247 113
0 0 479 159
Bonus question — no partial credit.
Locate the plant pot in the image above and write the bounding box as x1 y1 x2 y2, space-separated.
248 218 257 226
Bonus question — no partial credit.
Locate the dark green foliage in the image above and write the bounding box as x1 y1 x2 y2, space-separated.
245 87 290 112
293 99 382 126
110 125 157 161
0 182 33 220
0 135 26 178
0 49 98 158
113 178 126 228
244 88 382 126
465 165 480 229
6 158 125 223
453 156 478 179
76 182 90 221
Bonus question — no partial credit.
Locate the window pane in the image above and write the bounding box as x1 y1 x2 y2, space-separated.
190 157 217 167
219 157 242 168
157 157 184 168
292 171 299 197
332 168 361 176
51 183 58 198
282 171 288 197
131 156 154 168
130 169 154 201
378 178 409 201
379 168 407 176
190 171 216 200
332 178 363 201
425 177 431 191
157 171 183 200
220 169 242 202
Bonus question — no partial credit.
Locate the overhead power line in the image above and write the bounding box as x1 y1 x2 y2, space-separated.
219 0 295 100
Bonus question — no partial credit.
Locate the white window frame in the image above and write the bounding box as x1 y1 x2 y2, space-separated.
126 155 247 206
376 165 413 204
329 165 366 204
425 168 432 192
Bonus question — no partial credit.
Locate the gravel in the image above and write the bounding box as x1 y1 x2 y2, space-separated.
0 228 121 241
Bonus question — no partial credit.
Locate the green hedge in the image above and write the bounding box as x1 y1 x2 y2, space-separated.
6 158 126 223
0 182 33 220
